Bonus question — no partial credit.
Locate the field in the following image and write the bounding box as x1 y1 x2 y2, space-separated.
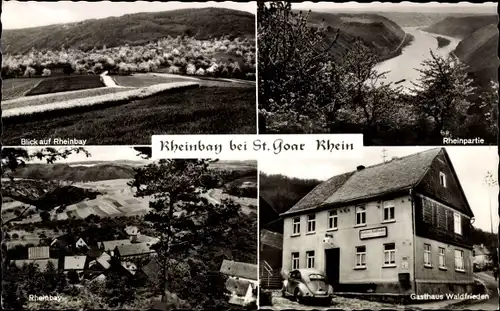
112 74 192 87
2 86 256 144
25 75 105 96
2 87 133 110
1 78 45 100
1 179 152 225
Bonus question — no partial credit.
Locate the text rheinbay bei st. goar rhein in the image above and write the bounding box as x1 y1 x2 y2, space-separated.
151 134 364 160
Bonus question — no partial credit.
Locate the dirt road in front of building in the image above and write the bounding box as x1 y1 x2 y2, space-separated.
260 290 408 310
452 272 499 310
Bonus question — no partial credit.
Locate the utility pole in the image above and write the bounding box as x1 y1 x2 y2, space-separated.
484 171 498 265
484 171 497 235
381 148 388 163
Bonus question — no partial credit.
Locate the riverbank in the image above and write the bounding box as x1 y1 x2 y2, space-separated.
378 33 416 63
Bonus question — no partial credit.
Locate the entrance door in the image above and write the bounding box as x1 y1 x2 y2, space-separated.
325 248 340 290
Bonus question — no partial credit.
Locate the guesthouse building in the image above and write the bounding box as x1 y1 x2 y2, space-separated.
281 148 475 295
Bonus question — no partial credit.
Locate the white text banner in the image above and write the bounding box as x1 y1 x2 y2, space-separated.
152 134 363 160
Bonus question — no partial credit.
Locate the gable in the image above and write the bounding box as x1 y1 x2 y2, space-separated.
415 149 473 217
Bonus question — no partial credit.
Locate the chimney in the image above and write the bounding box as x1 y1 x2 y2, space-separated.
357 165 365 171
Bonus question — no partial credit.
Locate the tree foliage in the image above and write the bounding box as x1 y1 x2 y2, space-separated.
411 50 476 137
129 159 256 308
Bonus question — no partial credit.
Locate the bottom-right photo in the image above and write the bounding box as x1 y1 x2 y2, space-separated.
258 146 499 310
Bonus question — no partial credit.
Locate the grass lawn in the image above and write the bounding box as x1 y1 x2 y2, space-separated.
112 74 192 87
25 75 105 96
3 86 256 145
1 78 45 100
2 87 134 110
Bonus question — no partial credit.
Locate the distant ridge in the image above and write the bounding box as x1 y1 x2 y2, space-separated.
2 7 256 54
301 11 409 61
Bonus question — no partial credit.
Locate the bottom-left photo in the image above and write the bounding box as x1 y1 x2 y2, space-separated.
1 146 257 310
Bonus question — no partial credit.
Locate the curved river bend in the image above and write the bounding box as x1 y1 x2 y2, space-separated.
373 27 462 91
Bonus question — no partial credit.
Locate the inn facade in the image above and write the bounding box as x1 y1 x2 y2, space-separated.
281 148 474 295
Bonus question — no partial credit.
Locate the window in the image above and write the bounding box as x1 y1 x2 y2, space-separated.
454 213 462 235
306 251 315 268
355 205 366 225
292 252 300 269
383 201 395 221
439 172 447 187
307 214 316 233
292 217 300 235
384 243 396 265
355 246 366 268
328 210 338 230
424 244 432 266
439 247 446 269
455 250 464 271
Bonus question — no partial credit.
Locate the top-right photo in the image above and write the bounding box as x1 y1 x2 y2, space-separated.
258 1 498 146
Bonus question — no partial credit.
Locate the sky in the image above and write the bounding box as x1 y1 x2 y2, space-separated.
292 1 498 13
260 146 499 233
1 1 256 30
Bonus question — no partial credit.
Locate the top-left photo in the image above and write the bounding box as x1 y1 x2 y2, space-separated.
1 1 257 146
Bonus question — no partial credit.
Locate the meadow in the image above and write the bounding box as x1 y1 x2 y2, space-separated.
2 86 256 144
25 75 105 96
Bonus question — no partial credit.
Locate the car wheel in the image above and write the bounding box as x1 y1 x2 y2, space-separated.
294 289 303 304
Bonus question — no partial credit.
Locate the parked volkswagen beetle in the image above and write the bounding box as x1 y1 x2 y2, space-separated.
281 268 334 305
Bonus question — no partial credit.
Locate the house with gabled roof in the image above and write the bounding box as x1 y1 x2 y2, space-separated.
220 260 258 307
98 239 131 253
114 242 156 259
281 148 475 296
64 255 87 272
220 260 258 284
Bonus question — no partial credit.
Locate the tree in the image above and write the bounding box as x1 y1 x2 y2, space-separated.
411 51 476 139
478 81 499 139
41 68 52 77
129 159 253 308
24 66 36 78
258 1 339 132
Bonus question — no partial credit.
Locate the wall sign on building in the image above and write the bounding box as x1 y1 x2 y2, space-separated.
359 227 388 240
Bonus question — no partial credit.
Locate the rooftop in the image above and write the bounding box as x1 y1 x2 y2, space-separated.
64 255 87 270
28 246 50 260
260 229 283 250
115 242 155 257
220 259 258 281
283 148 462 216
99 239 131 251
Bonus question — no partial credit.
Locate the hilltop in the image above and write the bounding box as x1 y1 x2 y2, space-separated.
454 24 499 73
303 11 409 61
7 160 257 184
371 12 495 27
423 15 498 38
2 7 255 54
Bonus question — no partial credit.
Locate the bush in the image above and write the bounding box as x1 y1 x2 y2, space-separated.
41 68 52 76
